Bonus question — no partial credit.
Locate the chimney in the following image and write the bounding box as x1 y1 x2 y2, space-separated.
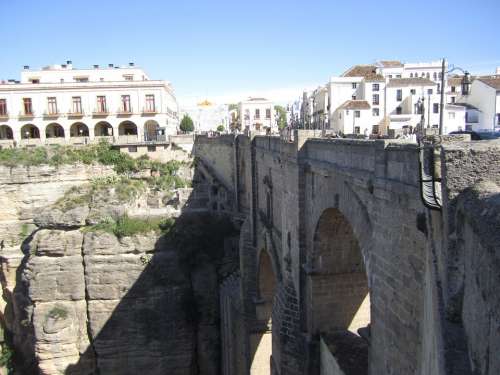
23 65 29 70
108 63 114 68
129 62 135 67
93 64 99 69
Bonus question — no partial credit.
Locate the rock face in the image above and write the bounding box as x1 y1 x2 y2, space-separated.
0 163 235 375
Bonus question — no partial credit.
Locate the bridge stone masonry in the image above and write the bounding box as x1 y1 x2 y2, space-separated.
193 130 500 375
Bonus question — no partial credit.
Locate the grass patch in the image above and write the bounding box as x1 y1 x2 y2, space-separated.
85 215 175 238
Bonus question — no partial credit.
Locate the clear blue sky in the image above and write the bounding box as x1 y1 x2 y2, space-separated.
1 0 499 104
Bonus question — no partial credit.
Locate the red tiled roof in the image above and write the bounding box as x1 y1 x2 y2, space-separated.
339 100 371 110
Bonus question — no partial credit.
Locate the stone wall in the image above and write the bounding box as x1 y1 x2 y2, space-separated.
196 131 500 375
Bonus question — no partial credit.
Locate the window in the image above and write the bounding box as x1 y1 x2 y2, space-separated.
497 114 500 125
23 98 33 115
433 103 439 114
354 110 361 118
451 97 456 104
421 72 425 77
372 83 380 91
410 89 416 95
372 108 379 116
121 95 131 112
265 108 271 119
124 75 134 81
47 97 57 114
352 95 357 100
60 79 64 83
255 109 260 119
449 112 455 119
147 145 156 152
244 109 250 120
426 73 430 79
352 83 357 89
433 72 437 80
396 106 402 115
432 124 439 129
372 125 379 134
30 79 39 84
428 89 433 95
75 77 89 82
354 126 360 134
396 89 402 101
0 99 6 115
145 95 155 112
128 146 137 153
72 97 82 113
97 96 107 113
410 73 414 78
415 104 423 114
396 74 402 78
451 86 456 92
372 94 379 105
388 75 393 78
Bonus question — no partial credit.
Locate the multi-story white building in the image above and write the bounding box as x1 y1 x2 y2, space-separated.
181 100 229 133
311 60 467 137
0 61 178 146
463 75 500 132
238 97 275 133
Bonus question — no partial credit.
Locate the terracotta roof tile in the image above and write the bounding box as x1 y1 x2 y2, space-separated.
339 100 371 110
387 78 436 87
379 60 403 68
341 65 383 80
478 76 500 90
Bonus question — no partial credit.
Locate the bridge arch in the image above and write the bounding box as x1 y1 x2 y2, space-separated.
308 207 371 371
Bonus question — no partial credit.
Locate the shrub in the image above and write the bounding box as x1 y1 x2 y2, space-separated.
216 124 225 132
86 215 175 238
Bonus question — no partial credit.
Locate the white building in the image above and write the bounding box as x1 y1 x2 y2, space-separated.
464 76 500 132
181 100 229 133
238 97 275 133
0 61 178 146
310 60 468 137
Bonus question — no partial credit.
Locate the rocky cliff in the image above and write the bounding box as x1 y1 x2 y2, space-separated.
0 160 238 375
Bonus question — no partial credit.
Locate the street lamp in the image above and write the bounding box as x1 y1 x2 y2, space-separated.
439 58 472 135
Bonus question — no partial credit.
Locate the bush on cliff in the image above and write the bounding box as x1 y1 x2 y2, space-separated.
86 215 175 238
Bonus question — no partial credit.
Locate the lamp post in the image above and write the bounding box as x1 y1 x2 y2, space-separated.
439 58 472 135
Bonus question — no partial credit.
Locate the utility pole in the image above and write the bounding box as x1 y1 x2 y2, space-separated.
439 58 446 135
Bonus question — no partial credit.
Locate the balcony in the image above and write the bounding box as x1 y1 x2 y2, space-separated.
0 112 9 120
142 107 157 115
67 109 85 118
92 108 109 116
117 107 133 116
43 110 60 119
18 111 35 119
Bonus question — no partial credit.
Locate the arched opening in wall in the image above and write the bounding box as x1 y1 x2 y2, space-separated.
310 208 370 373
70 122 89 137
144 120 159 141
0 125 13 140
94 121 113 137
20 124 40 139
118 121 137 136
45 123 65 138
250 249 277 374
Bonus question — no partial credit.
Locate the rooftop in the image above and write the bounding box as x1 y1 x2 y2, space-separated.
477 76 500 90
378 60 403 68
339 100 371 110
387 78 436 87
342 65 384 81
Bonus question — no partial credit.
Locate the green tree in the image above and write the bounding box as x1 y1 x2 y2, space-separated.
274 105 287 129
216 124 225 132
179 115 194 133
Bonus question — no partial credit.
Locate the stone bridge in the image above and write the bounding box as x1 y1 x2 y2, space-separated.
193 131 500 375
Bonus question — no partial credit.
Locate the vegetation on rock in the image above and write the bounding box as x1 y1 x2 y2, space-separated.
85 215 175 238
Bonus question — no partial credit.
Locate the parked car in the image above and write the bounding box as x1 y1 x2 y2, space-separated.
449 130 482 140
